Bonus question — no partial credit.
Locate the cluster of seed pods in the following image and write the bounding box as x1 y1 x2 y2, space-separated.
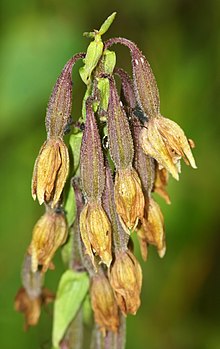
15 14 196 347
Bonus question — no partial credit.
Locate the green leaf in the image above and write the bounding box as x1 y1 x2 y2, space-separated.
52 270 89 348
97 78 110 112
99 12 117 36
79 39 103 85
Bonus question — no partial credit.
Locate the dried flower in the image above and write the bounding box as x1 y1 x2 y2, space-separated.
140 115 197 180
79 202 112 267
28 209 68 272
91 273 119 334
32 138 69 208
109 250 142 315
137 197 166 259
114 167 145 232
14 287 54 330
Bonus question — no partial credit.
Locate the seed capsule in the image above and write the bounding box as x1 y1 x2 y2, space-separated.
132 116 155 196
103 164 129 252
107 76 134 170
46 53 85 138
115 68 136 111
105 37 160 119
80 99 105 201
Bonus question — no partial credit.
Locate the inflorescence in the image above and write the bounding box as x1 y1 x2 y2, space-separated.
15 13 196 349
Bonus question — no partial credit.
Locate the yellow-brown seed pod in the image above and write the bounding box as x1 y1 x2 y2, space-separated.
32 137 69 208
28 209 68 272
79 202 112 268
91 274 119 334
114 167 145 232
109 250 142 315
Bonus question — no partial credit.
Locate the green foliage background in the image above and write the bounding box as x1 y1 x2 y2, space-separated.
0 1 219 348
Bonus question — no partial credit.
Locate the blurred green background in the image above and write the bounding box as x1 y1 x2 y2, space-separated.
0 0 219 348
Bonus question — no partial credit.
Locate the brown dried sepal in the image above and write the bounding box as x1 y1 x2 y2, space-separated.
28 209 68 272
91 274 119 334
140 116 197 180
32 137 69 208
114 167 145 232
109 250 142 315
137 197 166 259
79 202 112 268
14 287 54 330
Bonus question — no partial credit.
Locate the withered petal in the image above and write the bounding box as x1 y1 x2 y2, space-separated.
158 116 197 169
140 120 179 180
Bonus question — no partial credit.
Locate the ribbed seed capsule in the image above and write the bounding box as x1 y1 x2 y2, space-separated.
132 117 155 196
115 68 136 111
80 99 105 201
107 76 134 170
103 164 129 252
130 42 160 119
46 53 85 138
28 209 68 272
109 250 142 315
91 273 119 334
105 38 160 119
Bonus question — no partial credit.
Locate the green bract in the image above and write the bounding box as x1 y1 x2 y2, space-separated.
79 38 104 85
52 270 89 348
